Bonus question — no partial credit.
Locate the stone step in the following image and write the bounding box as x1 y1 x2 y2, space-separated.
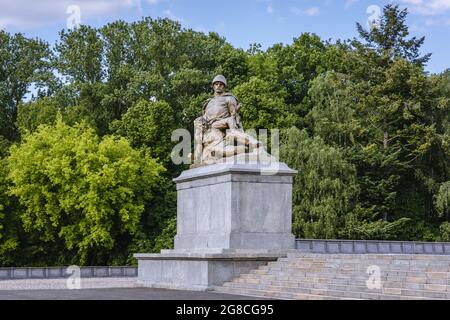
223 281 447 299
239 272 450 286
231 277 450 297
260 267 450 276
278 255 450 262
217 286 428 301
251 267 450 280
219 282 434 300
214 253 450 300
242 270 420 283
262 263 450 273
271 259 450 269
286 253 450 261
213 286 358 300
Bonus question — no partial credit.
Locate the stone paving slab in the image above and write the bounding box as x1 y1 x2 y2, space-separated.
0 278 266 300
0 278 138 290
0 287 264 300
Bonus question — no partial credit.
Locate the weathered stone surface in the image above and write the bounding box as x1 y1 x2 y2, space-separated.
214 252 450 300
295 240 450 255
135 162 297 290
173 162 296 252
12 269 27 279
47 268 62 278
29 268 46 278
136 252 282 291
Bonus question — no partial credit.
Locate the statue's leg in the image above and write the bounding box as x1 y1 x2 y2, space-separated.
193 117 204 164
226 129 261 152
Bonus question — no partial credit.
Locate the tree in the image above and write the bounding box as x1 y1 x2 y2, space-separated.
0 30 53 141
233 77 295 131
280 127 359 239
7 117 164 265
307 71 363 148
110 99 176 169
16 97 60 134
0 11 449 265
0 136 10 158
436 182 450 219
0 157 19 265
356 4 431 66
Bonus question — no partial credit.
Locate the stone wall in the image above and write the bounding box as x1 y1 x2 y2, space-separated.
0 266 137 280
296 240 450 255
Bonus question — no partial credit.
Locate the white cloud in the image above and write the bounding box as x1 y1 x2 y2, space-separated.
425 17 450 25
291 6 320 16
267 4 274 14
398 0 450 15
345 0 359 9
0 0 143 29
147 0 170 5
163 10 183 22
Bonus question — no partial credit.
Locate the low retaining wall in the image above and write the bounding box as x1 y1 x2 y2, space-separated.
296 239 450 255
0 266 137 280
4 240 450 280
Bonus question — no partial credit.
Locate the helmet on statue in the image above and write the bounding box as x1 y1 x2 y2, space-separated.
212 75 227 87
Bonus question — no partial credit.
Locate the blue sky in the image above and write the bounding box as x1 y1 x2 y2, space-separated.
1 0 449 73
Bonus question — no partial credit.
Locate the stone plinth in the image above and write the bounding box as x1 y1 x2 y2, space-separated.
134 162 297 291
173 162 297 251
135 251 282 291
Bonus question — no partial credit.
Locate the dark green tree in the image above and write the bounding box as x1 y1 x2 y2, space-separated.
356 4 431 66
0 31 53 141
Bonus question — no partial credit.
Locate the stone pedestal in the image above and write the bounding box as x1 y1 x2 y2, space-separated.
135 162 297 291
134 252 282 291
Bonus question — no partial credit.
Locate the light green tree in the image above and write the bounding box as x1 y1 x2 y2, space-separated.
7 117 164 264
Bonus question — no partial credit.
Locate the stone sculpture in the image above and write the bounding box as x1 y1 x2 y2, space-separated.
134 75 296 291
193 75 273 166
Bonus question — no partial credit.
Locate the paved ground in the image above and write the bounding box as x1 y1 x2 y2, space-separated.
0 277 139 290
0 287 262 300
0 278 262 300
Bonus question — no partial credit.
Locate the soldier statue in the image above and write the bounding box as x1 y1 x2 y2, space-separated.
193 75 271 166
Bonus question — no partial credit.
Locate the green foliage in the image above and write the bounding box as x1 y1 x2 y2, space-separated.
281 127 359 239
152 216 177 253
16 97 60 134
7 117 164 264
435 182 450 218
55 26 104 84
0 136 11 158
0 157 19 263
234 77 295 130
339 206 412 240
308 72 362 147
440 222 450 241
1 5 450 266
0 30 53 141
110 100 176 167
356 4 431 66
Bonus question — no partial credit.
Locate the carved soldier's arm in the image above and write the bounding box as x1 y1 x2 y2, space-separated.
226 96 239 130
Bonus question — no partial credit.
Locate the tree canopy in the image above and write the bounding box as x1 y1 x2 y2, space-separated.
0 5 449 266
